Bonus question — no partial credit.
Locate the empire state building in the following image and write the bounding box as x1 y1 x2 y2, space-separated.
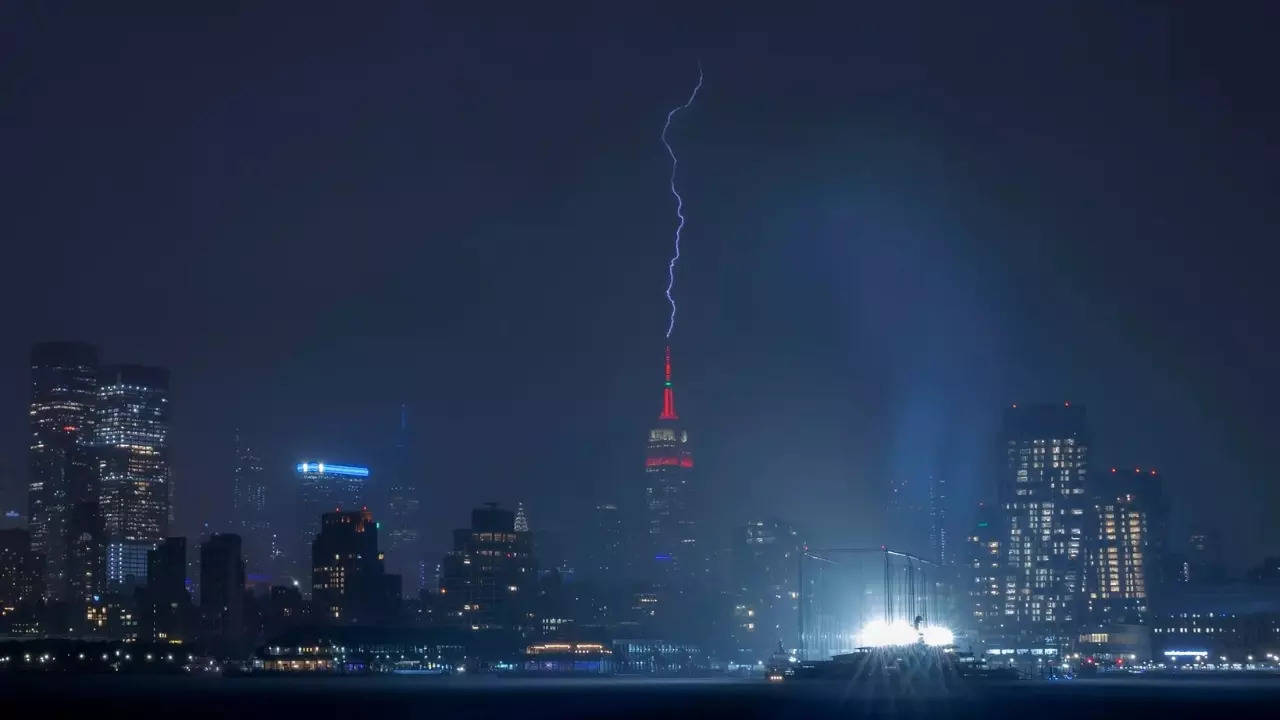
644 346 696 565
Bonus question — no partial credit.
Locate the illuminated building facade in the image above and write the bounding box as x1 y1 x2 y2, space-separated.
383 406 421 584
106 537 156 589
732 518 804 659
0 528 44 608
966 503 1004 635
95 364 171 544
643 346 696 568
998 403 1089 650
1150 583 1280 660
311 509 400 624
296 461 367 557
1086 467 1166 624
525 642 615 674
439 503 535 631
27 341 99 600
232 431 271 574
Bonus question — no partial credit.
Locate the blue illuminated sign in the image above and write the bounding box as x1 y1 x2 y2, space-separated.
296 462 369 477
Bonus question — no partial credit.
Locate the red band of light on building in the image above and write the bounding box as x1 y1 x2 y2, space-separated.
645 456 693 469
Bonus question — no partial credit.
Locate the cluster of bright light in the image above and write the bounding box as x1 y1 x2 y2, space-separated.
857 621 918 647
921 626 955 647
856 620 955 647
296 462 369 477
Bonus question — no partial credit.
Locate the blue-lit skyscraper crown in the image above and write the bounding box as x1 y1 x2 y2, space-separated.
296 462 369 478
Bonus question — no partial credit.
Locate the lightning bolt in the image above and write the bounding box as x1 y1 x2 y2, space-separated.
662 61 703 339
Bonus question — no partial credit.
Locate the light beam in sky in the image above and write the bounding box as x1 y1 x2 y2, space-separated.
661 62 703 339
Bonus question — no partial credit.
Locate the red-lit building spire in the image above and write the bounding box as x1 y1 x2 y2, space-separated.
659 345 678 420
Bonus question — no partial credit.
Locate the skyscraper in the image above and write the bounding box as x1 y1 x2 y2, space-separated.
732 518 805 659
311 508 400 624
231 431 270 574
139 537 191 644
95 364 171 543
643 346 696 570
27 341 99 599
587 503 623 582
998 403 1089 651
928 474 950 565
1086 467 1166 625
200 533 245 656
295 461 367 559
966 502 1003 637
439 503 535 631
0 528 44 608
383 406 421 583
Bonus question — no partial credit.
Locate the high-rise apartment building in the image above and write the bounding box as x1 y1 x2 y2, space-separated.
732 518 804 658
967 502 1004 636
295 461 367 557
0 528 44 608
27 341 99 599
439 503 535 631
95 365 171 543
1086 467 1166 624
997 403 1089 650
311 508 400 624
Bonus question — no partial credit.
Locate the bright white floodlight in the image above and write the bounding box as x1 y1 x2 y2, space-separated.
921 626 954 647
856 620 955 647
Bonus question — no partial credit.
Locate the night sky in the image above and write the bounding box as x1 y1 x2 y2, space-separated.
2 3 1277 569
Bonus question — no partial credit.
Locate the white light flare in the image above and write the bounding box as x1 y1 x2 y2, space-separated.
856 620 955 647
921 626 955 647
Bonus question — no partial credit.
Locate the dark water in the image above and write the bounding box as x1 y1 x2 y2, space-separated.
7 674 1280 718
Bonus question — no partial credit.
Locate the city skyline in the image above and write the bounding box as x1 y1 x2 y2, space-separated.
5 340 1271 583
3 4 1278 575
6 7 1280 711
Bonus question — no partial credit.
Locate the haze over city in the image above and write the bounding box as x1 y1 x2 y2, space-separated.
4 2 1275 567
2 2 1279 716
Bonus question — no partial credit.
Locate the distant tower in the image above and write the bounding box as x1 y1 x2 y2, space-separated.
231 431 269 575
96 364 172 590
928 474 949 565
27 341 99 600
587 503 623 582
514 502 529 533
295 461 368 561
643 346 695 569
96 364 172 542
311 508 399 624
384 405 421 582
